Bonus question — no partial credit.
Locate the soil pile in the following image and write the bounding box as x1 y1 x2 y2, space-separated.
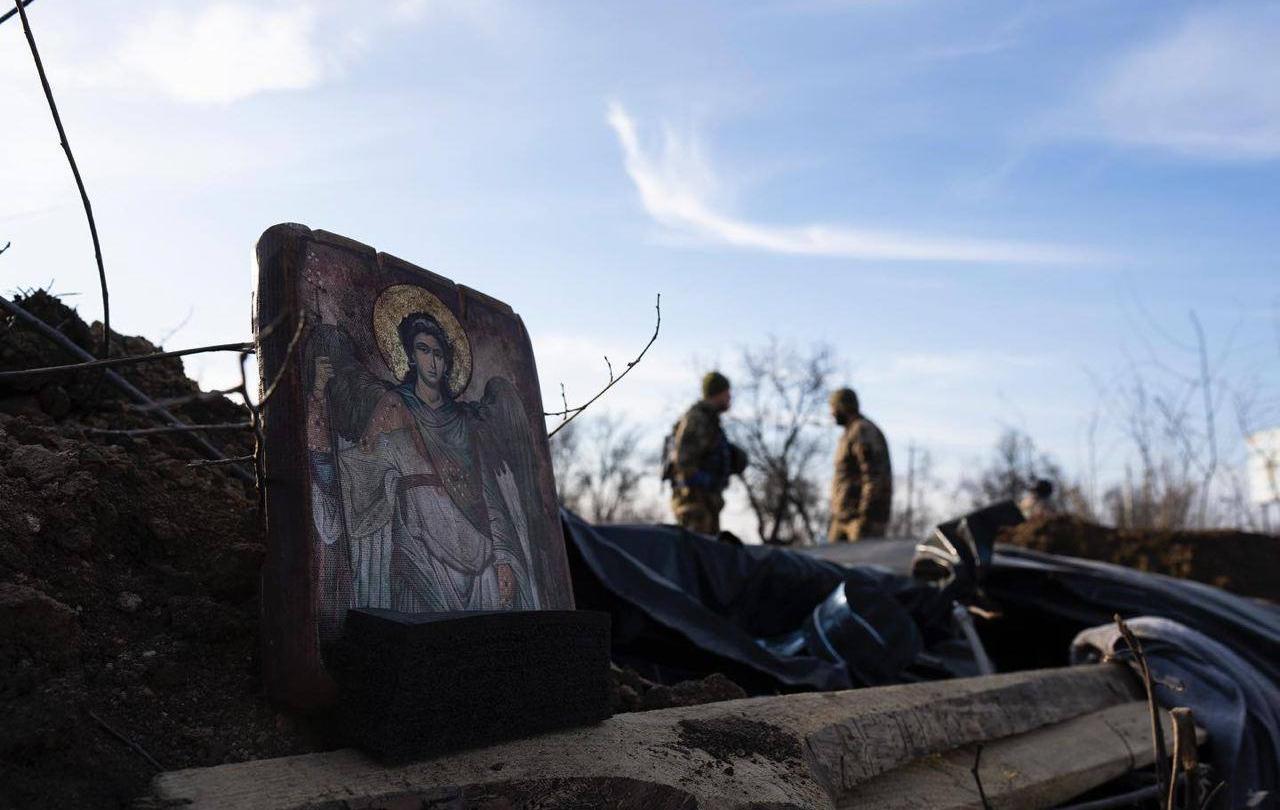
0 292 317 809
1000 515 1279 601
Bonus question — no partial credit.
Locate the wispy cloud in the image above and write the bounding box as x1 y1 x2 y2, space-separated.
111 4 325 104
606 101 1087 264
1092 7 1280 160
8 0 506 106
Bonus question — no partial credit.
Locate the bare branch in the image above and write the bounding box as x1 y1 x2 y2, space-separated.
0 241 10 257
187 455 256 469
0 342 254 382
1190 311 1218 527
14 0 111 359
236 350 265 510
85 422 253 437
258 313 307 406
0 0 34 26
545 294 661 437
84 708 162 772
1115 614 1170 803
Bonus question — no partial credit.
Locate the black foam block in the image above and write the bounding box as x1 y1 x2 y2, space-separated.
329 609 612 762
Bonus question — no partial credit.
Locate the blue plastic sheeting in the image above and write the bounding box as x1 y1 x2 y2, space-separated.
1073 618 1280 810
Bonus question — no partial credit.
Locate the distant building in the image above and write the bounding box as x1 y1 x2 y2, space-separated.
1246 428 1280 505
1246 428 1280 531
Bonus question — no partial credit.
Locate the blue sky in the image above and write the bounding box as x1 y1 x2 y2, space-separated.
2 0 1278 527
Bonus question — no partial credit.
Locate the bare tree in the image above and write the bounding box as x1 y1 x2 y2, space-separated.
888 442 939 539
730 339 835 546
549 412 661 524
1080 307 1266 530
549 417 582 509
958 428 1065 510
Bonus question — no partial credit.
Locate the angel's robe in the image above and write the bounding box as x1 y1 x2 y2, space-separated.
311 384 537 614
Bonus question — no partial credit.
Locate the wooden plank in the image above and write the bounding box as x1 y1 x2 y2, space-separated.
840 701 1203 809
150 664 1138 810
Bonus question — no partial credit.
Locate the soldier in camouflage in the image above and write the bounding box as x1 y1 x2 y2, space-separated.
1019 479 1058 520
828 387 892 541
665 372 746 534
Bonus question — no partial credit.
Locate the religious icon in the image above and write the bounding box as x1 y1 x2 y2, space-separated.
256 226 574 703
307 284 547 635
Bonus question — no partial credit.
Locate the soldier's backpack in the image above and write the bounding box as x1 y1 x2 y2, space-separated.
659 418 681 486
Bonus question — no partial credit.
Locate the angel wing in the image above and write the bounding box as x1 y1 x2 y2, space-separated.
475 377 554 608
305 323 394 442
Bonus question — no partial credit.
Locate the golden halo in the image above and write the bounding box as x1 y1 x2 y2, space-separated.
372 284 472 397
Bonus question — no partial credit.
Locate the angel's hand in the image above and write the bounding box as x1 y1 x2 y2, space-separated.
496 563 516 607
307 400 330 452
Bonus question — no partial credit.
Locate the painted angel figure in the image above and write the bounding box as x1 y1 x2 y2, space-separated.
305 285 545 636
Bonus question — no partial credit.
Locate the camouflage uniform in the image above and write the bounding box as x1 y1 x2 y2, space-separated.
829 412 893 542
669 401 734 534
1019 481 1057 520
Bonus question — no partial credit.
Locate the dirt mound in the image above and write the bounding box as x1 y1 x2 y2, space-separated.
0 293 319 809
1000 515 1279 601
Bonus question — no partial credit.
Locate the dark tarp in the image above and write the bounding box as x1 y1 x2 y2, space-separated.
562 509 852 692
562 506 1280 682
985 546 1280 685
563 510 960 692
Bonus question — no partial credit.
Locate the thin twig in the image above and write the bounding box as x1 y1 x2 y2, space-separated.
14 0 111 359
187 455 255 468
1170 708 1199 810
0 294 251 481
0 0 33 26
86 422 252 437
259 313 306 406
127 389 240 412
1198 780 1225 810
971 744 992 810
254 310 291 343
84 708 163 771
238 351 266 513
1115 614 1170 803
0 241 10 256
545 293 660 437
0 342 253 381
